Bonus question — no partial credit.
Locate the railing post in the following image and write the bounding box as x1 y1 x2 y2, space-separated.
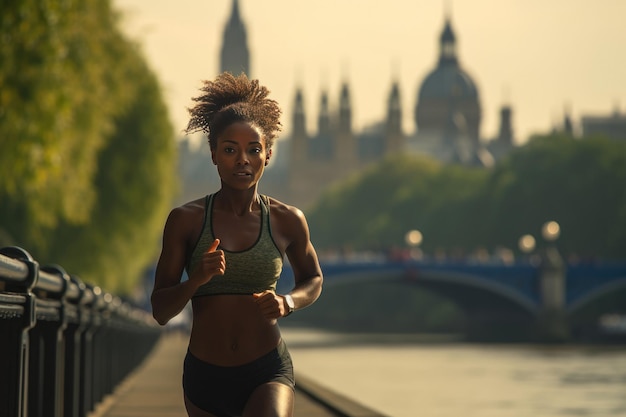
538 246 569 341
26 264 68 417
79 284 102 416
39 264 71 417
2 246 162 417
0 246 38 417
91 290 111 410
63 275 85 417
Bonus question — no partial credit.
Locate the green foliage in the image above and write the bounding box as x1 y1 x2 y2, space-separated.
0 0 130 239
308 153 487 253
48 52 178 293
483 134 626 258
0 0 177 293
308 136 626 260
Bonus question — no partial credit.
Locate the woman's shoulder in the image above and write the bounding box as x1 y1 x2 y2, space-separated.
166 197 207 227
181 196 207 210
264 195 309 236
264 195 304 218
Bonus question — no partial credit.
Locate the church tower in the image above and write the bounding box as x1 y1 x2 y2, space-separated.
486 104 516 161
220 0 250 76
497 106 514 145
312 91 333 158
385 80 405 154
290 87 307 165
335 82 357 166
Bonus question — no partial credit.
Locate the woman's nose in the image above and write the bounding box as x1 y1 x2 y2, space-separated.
236 153 249 165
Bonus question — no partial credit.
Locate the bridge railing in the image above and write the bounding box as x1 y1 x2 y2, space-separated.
0 246 161 417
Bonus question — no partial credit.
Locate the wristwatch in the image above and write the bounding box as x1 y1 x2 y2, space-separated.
283 294 295 316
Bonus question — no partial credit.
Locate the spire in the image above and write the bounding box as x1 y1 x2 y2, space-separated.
439 16 458 66
335 82 356 165
220 0 250 76
385 80 404 154
497 105 514 145
232 0 240 18
318 91 331 136
290 87 308 164
292 88 307 139
563 103 574 136
338 82 352 134
386 81 402 135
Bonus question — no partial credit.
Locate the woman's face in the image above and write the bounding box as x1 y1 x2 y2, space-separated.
211 121 271 191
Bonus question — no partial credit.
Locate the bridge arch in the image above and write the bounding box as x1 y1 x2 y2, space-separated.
279 260 626 341
567 277 626 333
280 262 541 340
315 267 538 316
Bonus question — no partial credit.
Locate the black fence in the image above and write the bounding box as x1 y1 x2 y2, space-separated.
0 246 161 417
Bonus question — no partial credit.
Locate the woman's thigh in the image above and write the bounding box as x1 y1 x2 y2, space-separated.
243 382 294 417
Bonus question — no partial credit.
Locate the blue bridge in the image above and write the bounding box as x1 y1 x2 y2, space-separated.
278 253 626 341
2 245 626 416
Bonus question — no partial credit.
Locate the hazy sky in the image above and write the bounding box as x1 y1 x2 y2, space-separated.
113 0 626 145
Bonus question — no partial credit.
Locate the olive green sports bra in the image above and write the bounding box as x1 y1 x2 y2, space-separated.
186 194 284 297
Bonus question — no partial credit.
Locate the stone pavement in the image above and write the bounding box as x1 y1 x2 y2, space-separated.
88 333 385 417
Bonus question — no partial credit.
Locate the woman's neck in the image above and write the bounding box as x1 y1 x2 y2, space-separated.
214 187 260 216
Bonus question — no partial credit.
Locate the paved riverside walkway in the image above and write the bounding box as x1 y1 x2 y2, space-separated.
89 332 385 417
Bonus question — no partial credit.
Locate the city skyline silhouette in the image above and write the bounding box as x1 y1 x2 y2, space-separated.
114 0 626 145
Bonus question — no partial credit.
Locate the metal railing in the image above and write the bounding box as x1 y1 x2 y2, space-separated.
0 246 161 417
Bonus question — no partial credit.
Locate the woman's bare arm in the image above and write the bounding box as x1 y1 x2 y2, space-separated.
151 206 225 325
282 206 323 312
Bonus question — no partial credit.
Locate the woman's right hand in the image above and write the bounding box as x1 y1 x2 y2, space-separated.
191 238 226 286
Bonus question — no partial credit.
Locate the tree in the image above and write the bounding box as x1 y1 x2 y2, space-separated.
483 134 626 259
48 49 177 293
0 0 132 244
308 154 487 253
0 0 177 292
307 135 626 261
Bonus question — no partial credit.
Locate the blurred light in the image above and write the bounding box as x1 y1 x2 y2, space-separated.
541 221 561 242
518 234 536 253
405 230 423 247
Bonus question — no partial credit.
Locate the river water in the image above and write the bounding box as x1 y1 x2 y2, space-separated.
281 327 626 417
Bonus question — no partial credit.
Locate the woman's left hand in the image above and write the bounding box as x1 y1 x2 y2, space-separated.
253 290 288 319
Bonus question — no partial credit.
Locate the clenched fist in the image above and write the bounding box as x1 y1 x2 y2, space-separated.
253 290 289 320
190 239 225 286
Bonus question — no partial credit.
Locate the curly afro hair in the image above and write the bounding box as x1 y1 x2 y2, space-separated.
186 72 282 150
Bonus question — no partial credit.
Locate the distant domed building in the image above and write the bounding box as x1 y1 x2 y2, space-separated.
177 1 517 209
409 17 493 166
275 15 512 207
416 18 480 138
